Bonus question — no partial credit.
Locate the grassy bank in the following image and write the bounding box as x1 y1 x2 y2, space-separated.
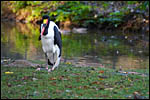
1 63 149 99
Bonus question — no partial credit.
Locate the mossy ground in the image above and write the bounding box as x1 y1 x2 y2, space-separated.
1 61 149 99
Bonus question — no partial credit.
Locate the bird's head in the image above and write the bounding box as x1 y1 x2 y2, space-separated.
41 15 50 36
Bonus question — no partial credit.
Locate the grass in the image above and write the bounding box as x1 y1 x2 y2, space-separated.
1 62 149 99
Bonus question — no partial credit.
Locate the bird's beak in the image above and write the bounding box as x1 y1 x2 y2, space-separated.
41 19 48 36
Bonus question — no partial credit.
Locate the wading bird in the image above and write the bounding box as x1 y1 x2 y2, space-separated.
37 15 62 72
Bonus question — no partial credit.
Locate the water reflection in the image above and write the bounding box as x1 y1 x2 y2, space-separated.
1 21 149 70
1 21 43 60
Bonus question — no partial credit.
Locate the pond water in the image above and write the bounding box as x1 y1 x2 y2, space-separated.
1 21 149 70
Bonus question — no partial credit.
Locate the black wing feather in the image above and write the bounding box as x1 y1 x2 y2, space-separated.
38 25 41 40
54 26 62 57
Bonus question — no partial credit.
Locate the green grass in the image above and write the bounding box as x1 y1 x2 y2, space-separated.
1 63 149 99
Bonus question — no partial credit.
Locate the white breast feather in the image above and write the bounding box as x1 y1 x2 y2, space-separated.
41 21 59 54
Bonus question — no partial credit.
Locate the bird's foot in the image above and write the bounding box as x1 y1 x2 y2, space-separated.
48 67 55 72
51 67 55 71
48 69 52 72
36 68 41 71
46 66 49 70
36 66 49 71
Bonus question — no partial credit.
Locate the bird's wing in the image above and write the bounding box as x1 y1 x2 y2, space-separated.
54 26 62 57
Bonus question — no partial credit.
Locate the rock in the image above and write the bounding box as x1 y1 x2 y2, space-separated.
3 60 41 68
60 30 71 35
72 28 87 33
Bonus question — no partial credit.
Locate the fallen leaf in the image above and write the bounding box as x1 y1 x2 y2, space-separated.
50 82 57 86
128 78 132 82
92 86 99 90
32 78 38 81
78 86 82 89
7 83 12 87
72 73 80 76
98 75 108 78
55 89 62 93
66 85 73 89
22 76 29 80
91 81 100 85
60 75 70 81
99 70 104 74
5 72 14 74
65 62 71 64
17 84 23 87
83 85 89 89
66 89 71 92
99 78 104 80
104 88 113 91
49 77 57 80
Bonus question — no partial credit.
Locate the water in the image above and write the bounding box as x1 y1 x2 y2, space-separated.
1 21 149 70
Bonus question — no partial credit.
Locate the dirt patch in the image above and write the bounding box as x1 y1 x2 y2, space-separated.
2 59 41 68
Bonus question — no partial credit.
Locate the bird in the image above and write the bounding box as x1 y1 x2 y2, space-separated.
37 15 62 72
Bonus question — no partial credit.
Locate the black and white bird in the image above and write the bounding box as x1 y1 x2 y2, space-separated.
37 15 62 72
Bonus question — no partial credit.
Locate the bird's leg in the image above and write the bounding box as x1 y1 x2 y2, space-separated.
51 57 61 71
50 50 61 71
50 53 55 71
45 53 50 70
51 66 56 71
48 52 60 72
47 53 54 72
46 64 49 70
